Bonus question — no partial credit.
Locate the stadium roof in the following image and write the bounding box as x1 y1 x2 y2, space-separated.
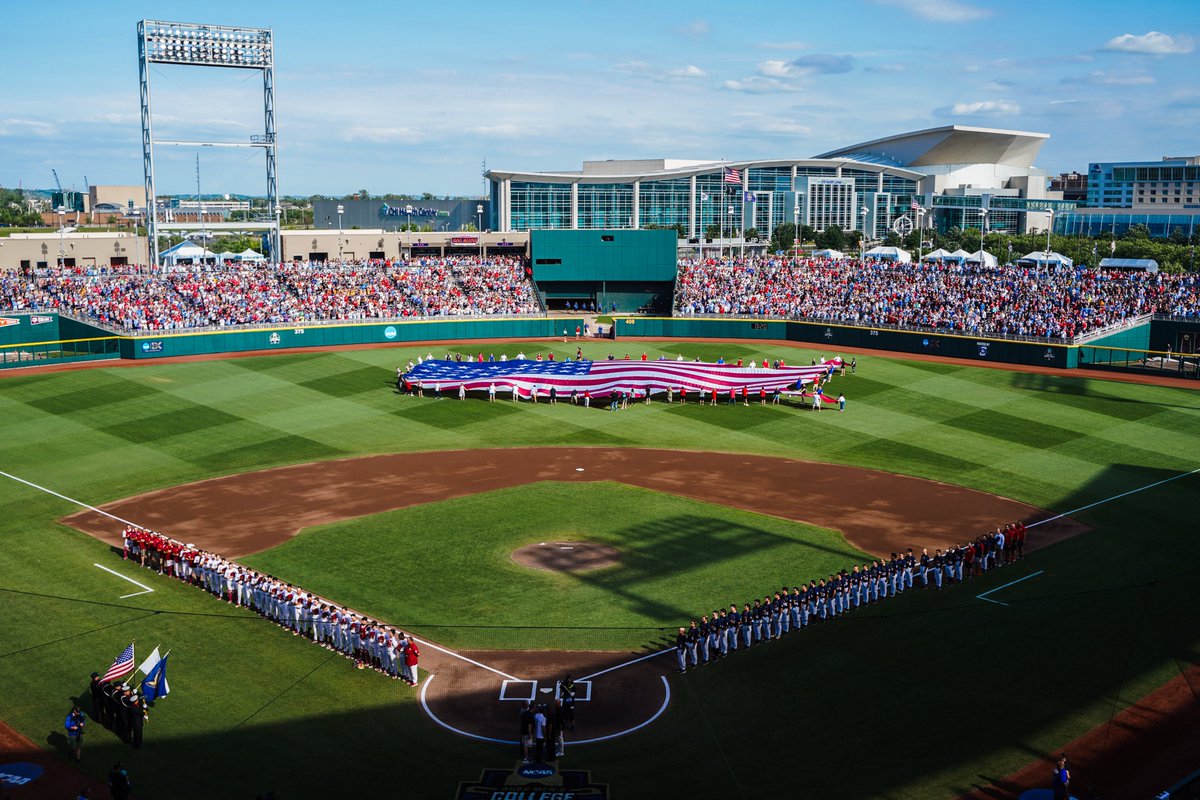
816 125 1049 169
487 158 924 183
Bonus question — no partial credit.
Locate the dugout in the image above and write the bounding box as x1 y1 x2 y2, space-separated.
530 229 676 313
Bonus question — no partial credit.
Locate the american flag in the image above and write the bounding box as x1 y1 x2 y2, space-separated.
101 642 136 683
910 197 921 210
723 167 742 184
406 358 841 400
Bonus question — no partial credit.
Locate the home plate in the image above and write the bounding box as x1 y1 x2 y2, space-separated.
576 468 585 472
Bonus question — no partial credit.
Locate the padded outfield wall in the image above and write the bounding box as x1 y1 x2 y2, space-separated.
612 316 1080 368
117 317 583 360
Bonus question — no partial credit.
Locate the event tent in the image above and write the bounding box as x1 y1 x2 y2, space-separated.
812 248 845 259
964 249 998 267
1099 257 1158 273
160 240 217 266
1018 250 1073 268
864 246 912 263
949 249 974 263
921 248 953 262
237 248 265 261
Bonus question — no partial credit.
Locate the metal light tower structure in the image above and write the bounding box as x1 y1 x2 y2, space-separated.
138 20 280 268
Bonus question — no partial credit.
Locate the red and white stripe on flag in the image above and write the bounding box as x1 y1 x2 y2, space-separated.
101 642 136 682
723 168 742 184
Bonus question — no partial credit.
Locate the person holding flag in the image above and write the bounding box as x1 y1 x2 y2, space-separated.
139 650 171 705
101 643 136 684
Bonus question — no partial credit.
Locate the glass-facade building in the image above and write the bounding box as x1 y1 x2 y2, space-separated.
488 159 921 241
489 127 1072 241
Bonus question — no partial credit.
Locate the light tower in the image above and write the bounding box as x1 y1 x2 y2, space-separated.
138 20 280 267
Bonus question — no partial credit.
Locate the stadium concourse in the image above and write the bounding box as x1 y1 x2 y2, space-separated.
3 254 1200 340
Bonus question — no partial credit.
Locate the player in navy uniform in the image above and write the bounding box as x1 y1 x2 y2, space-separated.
675 627 689 673
686 620 701 668
726 604 741 652
698 615 712 663
741 603 753 648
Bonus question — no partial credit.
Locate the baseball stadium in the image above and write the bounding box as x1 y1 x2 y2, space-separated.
3 16 1200 800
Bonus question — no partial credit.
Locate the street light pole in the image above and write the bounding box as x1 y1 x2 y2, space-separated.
859 205 869 262
477 203 484 262
405 204 413 260
727 205 734 262
57 207 65 270
337 203 344 267
1045 209 1055 265
978 208 988 260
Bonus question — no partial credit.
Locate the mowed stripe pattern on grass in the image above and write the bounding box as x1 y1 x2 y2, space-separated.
1 340 1198 800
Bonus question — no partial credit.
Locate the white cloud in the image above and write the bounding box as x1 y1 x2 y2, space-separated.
1082 71 1155 86
757 54 854 79
342 126 425 144
1102 31 1194 55
613 60 651 74
874 0 990 22
0 118 59 138
722 77 806 94
676 19 709 39
668 65 707 78
949 100 1021 115
757 41 811 50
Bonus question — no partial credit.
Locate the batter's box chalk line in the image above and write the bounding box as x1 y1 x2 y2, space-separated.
499 680 537 702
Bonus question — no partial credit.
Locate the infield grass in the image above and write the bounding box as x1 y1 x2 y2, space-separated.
243 481 868 650
1 339 1198 799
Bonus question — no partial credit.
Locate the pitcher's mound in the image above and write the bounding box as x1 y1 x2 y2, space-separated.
512 541 621 572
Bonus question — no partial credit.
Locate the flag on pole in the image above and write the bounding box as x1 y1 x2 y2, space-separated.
140 654 171 702
1110 239 1116 254
910 197 920 210
136 646 161 677
743 191 756 203
701 192 709 202
723 167 742 184
101 643 136 683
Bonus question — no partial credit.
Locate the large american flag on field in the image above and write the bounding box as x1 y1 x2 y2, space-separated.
101 642 136 683
723 167 742 184
406 358 841 400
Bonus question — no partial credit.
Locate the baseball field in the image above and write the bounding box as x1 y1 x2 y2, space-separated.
1 337 1198 799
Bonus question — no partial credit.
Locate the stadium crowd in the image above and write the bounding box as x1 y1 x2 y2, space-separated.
674 522 1028 672
675 256 1200 339
120 527 423 685
0 256 538 331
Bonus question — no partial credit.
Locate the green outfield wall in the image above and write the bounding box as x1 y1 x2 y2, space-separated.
614 316 1076 368
118 317 584 360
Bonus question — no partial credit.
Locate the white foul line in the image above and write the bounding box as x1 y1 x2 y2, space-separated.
0 469 145 529
0 468 526 685
976 570 1044 607
580 648 671 682
419 673 672 746
1028 466 1200 528
93 563 155 599
412 637 521 682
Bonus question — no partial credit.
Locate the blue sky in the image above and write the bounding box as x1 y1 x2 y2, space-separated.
1 0 1197 197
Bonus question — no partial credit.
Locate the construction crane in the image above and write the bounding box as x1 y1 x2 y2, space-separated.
51 168 63 196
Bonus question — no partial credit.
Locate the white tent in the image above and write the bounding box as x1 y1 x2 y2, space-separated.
160 240 217 267
864 245 912 263
965 249 998 267
949 249 974 263
812 248 845 259
217 251 239 262
237 248 265 261
922 248 953 262
1018 250 1074 268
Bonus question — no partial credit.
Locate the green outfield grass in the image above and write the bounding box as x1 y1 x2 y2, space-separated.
243 481 867 650
1 338 1198 799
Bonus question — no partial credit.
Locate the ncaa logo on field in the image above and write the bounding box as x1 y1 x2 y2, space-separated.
269 332 281 345
0 762 44 786
516 763 555 779
383 326 397 340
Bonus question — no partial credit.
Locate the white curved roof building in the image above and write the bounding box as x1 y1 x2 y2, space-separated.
487 126 1075 240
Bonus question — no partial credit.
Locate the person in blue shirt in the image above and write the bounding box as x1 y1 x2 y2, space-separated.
64 706 85 762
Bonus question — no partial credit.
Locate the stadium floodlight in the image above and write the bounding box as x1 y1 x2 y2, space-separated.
138 19 280 268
